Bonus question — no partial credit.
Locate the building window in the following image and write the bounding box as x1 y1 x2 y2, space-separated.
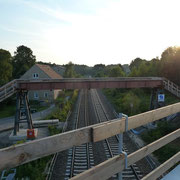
44 92 48 98
33 73 39 79
34 92 39 99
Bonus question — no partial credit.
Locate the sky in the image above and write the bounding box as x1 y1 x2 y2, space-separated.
0 0 180 66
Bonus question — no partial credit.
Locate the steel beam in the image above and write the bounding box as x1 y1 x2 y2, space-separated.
17 77 163 90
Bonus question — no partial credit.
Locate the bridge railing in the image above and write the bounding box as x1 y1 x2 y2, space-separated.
164 78 180 98
0 102 180 179
71 129 180 180
0 79 17 102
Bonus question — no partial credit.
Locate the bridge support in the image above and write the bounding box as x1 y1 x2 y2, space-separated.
13 90 33 135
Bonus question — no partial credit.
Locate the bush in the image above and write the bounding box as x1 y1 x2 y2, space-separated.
154 144 179 163
15 156 51 179
48 125 61 135
47 90 78 122
141 121 180 162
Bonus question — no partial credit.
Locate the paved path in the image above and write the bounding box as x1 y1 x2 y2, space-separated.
0 104 55 132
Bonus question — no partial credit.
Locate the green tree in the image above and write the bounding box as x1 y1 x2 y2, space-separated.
94 71 106 77
64 61 76 78
129 67 138 77
129 58 146 70
122 92 140 115
160 46 180 85
12 45 36 78
109 66 125 77
0 49 12 85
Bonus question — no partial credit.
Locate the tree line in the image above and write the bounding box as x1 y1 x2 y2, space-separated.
1 45 180 86
63 46 180 86
0 45 36 86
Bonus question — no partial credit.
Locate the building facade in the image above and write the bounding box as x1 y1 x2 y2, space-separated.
20 64 63 102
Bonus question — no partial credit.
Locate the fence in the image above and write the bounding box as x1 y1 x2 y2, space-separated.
0 101 180 179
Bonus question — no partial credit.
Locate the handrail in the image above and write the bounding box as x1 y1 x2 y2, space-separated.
71 129 180 180
0 102 180 172
0 80 17 102
163 78 180 98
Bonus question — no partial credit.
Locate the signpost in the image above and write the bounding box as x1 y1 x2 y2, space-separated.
158 94 165 102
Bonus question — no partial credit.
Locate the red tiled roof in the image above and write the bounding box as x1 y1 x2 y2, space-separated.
36 64 62 79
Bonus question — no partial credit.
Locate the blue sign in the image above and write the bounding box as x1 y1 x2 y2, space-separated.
158 94 165 102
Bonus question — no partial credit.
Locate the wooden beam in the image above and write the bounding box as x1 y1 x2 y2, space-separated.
0 119 117 171
0 102 179 171
70 128 180 180
142 151 180 180
0 126 91 170
92 102 180 142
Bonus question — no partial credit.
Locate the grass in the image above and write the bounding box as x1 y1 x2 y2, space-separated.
48 125 62 135
0 104 16 118
0 98 16 118
15 156 52 180
0 100 50 119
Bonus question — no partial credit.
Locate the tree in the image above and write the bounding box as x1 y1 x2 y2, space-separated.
12 45 36 78
129 58 146 70
108 66 125 77
160 46 180 85
64 61 76 78
0 49 12 85
129 67 138 77
122 92 140 115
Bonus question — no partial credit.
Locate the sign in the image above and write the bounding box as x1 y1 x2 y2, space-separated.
158 94 165 102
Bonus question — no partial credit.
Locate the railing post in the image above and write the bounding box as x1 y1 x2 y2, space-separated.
118 113 123 180
118 113 128 180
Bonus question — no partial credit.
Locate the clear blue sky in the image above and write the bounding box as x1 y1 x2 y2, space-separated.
0 0 180 66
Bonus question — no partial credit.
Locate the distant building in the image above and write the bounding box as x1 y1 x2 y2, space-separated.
20 64 63 102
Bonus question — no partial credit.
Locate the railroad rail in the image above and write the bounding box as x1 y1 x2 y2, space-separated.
48 90 94 179
46 111 71 180
67 90 94 178
91 89 142 179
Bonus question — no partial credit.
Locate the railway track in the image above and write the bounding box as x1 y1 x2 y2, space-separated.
48 88 154 179
65 90 94 179
91 89 142 179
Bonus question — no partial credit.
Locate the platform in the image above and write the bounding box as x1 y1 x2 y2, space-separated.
9 129 38 142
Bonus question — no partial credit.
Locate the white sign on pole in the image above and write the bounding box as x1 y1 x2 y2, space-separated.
158 94 165 102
